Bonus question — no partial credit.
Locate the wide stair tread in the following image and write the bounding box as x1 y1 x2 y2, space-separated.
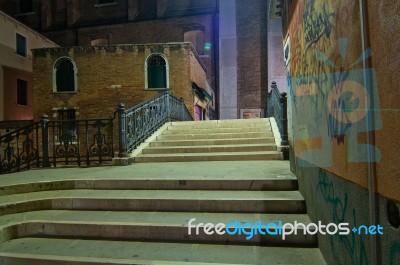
0 210 316 246
136 151 281 160
135 118 281 162
0 238 327 265
0 189 305 214
141 144 278 154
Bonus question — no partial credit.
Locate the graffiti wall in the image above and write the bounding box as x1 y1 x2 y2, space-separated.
283 0 400 264
284 0 399 200
295 166 400 265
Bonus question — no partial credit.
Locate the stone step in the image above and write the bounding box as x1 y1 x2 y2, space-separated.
149 138 276 147
170 118 270 125
168 122 270 129
135 151 282 162
0 161 295 194
0 190 306 215
141 144 278 154
157 132 273 140
0 210 316 246
162 127 272 134
0 176 298 195
0 160 297 190
0 238 327 265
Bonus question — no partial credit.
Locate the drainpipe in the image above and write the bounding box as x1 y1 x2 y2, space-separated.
359 1 379 264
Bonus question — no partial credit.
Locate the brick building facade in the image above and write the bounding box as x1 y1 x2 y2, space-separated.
0 0 275 119
32 42 208 120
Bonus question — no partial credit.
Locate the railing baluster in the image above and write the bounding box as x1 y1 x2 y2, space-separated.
52 121 56 167
86 120 89 166
280 92 288 146
35 123 40 168
118 103 127 158
41 114 50 167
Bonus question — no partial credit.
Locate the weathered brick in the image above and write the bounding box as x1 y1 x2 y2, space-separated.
32 43 207 121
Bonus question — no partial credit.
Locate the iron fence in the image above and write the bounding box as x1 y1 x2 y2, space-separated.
46 118 115 167
1 91 192 174
0 115 115 174
0 122 40 174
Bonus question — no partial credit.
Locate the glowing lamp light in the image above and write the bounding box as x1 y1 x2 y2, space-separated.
204 42 212 51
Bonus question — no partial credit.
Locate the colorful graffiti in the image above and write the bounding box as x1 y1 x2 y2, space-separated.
317 169 368 265
303 0 335 47
286 1 399 264
287 0 382 167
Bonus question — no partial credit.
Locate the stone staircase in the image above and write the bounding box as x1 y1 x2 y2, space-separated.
0 120 326 264
134 118 282 162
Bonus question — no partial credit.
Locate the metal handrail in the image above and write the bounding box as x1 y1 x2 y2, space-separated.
0 114 115 175
267 81 289 148
0 122 41 174
118 91 193 156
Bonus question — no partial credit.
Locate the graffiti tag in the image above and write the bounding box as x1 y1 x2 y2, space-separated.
303 0 336 46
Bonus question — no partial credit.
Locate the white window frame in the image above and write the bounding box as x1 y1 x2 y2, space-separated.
15 32 28 58
53 56 78 93
144 53 170 90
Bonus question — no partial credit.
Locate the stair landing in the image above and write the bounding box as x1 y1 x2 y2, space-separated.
133 118 282 162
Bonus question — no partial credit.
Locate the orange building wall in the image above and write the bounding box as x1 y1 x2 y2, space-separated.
3 66 33 121
284 0 400 201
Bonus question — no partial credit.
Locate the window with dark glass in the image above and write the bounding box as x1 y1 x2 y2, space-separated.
55 59 75 92
17 79 28 106
19 0 33 13
147 55 167 89
16 33 27 57
57 109 77 140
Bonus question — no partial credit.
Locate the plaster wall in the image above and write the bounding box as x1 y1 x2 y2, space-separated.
0 11 57 121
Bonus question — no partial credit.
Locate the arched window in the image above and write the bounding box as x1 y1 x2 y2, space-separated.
145 54 169 89
53 57 77 92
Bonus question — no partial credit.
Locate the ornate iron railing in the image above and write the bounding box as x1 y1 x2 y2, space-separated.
45 117 115 167
1 91 192 174
0 122 41 174
118 91 193 156
267 81 289 158
0 115 115 174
